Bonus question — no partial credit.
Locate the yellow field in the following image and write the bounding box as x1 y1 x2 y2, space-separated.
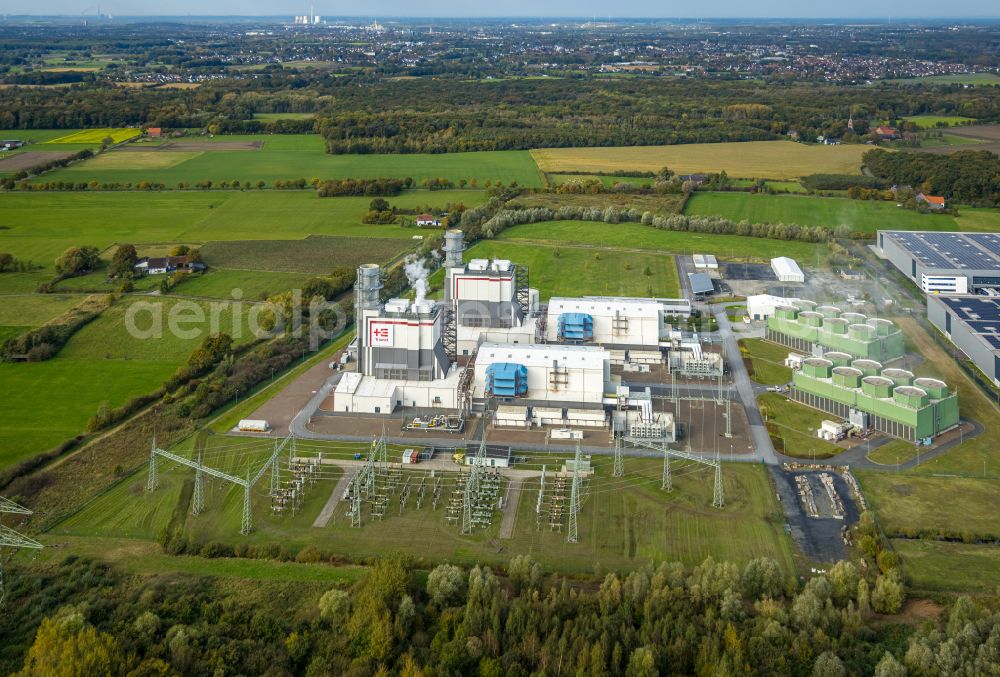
83 150 202 170
46 128 142 144
531 141 869 180
157 82 202 90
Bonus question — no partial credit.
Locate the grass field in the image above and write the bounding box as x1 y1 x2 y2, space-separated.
46 128 141 144
200 236 415 274
758 393 842 460
53 441 796 575
0 191 479 272
495 220 831 264
684 192 1000 235
857 472 1000 539
514 191 686 215
865 439 925 467
0 296 258 466
38 135 543 187
448 239 681 299
0 294 82 327
891 540 1000 594
0 360 174 467
902 115 977 128
532 141 868 180
917 133 986 148
740 338 794 385
0 129 85 144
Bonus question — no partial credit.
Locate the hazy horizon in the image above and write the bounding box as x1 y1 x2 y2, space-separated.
2 3 999 20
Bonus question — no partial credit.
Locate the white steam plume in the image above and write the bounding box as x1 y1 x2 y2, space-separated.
404 255 430 308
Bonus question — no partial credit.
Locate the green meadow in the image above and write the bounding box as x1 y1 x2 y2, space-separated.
0 190 481 272
684 192 1000 234
35 134 544 187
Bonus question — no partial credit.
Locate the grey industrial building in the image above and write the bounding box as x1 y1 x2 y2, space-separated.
877 230 1000 295
928 295 1000 386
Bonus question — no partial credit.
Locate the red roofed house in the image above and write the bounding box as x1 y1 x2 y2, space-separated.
147 127 162 138
916 193 946 210
874 126 899 140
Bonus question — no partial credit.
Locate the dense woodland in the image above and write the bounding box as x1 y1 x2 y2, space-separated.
1 552 997 677
1 76 999 153
863 149 1000 205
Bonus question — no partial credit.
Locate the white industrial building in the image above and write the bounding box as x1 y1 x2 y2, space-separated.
332 229 703 420
545 296 690 349
473 343 612 406
747 294 802 321
693 254 719 270
771 257 805 283
443 230 542 356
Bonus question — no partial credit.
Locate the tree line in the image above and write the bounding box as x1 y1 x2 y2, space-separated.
3 548 996 676
863 148 1000 205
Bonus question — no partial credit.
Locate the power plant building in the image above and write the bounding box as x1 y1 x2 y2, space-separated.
791 356 959 441
443 230 539 356
877 230 1000 295
765 300 904 362
928 295 1000 386
545 296 691 349
473 343 612 406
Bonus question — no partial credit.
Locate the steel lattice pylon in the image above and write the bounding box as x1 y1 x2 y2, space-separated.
567 443 582 544
612 435 624 477
0 497 42 608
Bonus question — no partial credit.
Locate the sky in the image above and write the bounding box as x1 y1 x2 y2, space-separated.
2 1 998 18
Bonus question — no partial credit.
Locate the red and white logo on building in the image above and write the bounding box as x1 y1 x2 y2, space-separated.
369 322 394 347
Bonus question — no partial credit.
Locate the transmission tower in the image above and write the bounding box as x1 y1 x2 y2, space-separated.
146 436 158 492
661 447 672 492
567 443 581 543
0 497 43 608
713 449 725 508
241 470 253 535
462 433 488 534
612 435 624 477
190 450 205 515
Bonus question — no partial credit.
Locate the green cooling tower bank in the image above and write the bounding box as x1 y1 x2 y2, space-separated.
765 300 905 362
791 356 959 441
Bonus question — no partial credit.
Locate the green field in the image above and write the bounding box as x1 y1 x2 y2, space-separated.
891 540 1000 594
917 133 986 148
46 128 141 144
865 439 925 467
0 359 174 467
740 338 794 385
758 393 842 460
453 239 681 299
532 141 868 180
200 236 415 275
495 220 831 264
37 135 543 187
53 441 795 575
0 129 85 144
858 472 1000 540
0 190 479 272
684 192 1000 234
902 115 977 128
0 296 259 466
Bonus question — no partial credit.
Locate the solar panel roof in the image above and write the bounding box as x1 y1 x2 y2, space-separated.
882 231 1000 271
936 296 1000 353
